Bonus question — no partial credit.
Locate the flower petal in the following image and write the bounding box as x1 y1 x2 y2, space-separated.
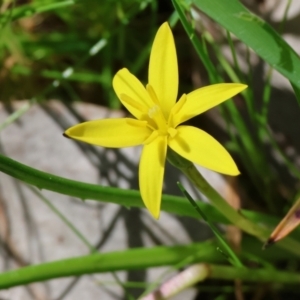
139 135 167 219
168 126 239 175
171 83 247 126
149 22 178 118
113 68 153 119
64 118 151 148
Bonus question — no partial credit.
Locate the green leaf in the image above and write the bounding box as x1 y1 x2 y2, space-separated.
2 153 300 257
0 153 224 221
0 238 297 289
0 0 75 25
0 242 221 289
178 182 244 268
193 0 300 89
0 153 280 224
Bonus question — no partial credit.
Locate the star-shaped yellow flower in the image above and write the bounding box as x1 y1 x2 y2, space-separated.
64 22 247 219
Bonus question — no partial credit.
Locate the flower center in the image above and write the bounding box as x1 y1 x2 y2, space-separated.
147 104 168 133
142 83 178 145
143 104 178 145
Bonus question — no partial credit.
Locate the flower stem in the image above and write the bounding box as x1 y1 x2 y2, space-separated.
167 148 269 239
142 262 300 299
168 149 300 255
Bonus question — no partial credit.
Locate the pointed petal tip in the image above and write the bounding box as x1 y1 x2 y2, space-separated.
160 21 171 30
227 83 248 93
224 161 240 176
149 209 160 220
239 83 248 91
63 132 71 139
231 168 241 176
218 164 240 176
112 68 129 84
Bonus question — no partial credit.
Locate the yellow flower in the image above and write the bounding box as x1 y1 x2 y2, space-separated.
64 22 247 219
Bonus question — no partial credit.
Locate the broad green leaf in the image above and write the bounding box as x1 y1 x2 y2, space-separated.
193 0 300 89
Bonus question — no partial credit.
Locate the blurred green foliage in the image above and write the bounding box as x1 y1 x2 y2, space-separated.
0 0 172 107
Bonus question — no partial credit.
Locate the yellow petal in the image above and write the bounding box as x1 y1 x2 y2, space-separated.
148 22 178 118
139 135 167 219
64 118 151 148
113 68 153 119
171 83 247 127
168 126 239 175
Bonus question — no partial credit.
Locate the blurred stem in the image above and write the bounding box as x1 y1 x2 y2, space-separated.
202 30 265 195
265 126 300 180
142 263 300 299
208 263 300 282
172 0 271 186
167 148 300 256
178 182 244 268
279 0 292 33
0 246 299 291
167 148 266 237
0 242 222 289
226 31 243 80
172 0 217 83
259 0 292 128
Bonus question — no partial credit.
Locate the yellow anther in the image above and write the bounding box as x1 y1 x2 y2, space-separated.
126 118 148 127
146 84 160 105
120 93 148 113
143 130 159 145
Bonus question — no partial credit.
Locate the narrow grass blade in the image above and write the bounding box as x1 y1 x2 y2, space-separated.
178 182 244 268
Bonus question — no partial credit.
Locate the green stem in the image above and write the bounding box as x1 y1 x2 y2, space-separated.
0 153 221 220
172 0 270 183
184 164 263 236
27 186 133 298
208 264 300 283
1 153 300 255
0 242 220 289
178 183 244 268
144 263 300 299
167 149 300 256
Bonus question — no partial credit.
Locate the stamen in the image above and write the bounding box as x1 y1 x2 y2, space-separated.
126 119 148 127
120 94 148 113
170 94 187 116
169 93 187 127
147 104 168 132
143 130 159 145
146 84 160 105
